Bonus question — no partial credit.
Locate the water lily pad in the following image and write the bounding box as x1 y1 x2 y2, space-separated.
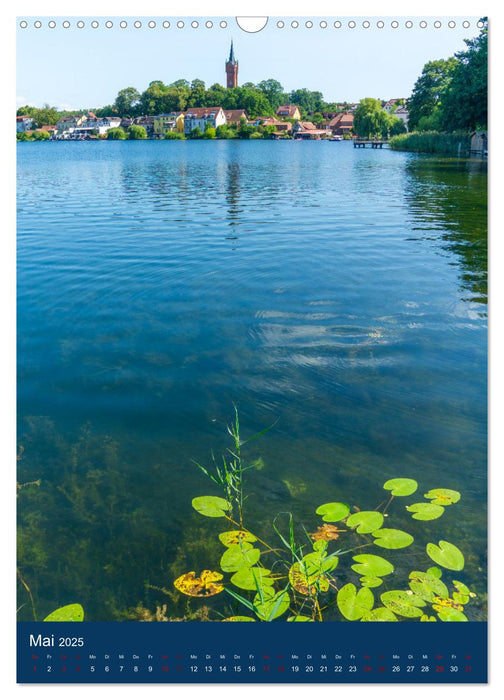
346 511 384 533
174 570 224 597
420 615 437 622
192 496 231 518
435 608 468 622
426 541 464 571
383 478 418 497
352 554 394 578
337 583 374 620
361 607 398 622
287 615 314 622
424 488 461 506
408 571 449 601
253 589 290 621
372 528 414 549
230 567 274 591
289 562 329 595
381 590 426 618
315 502 350 522
406 503 445 521
427 566 442 578
436 609 468 622
453 580 470 595
43 604 84 622
359 576 383 588
220 544 261 572
222 616 256 622
218 530 257 547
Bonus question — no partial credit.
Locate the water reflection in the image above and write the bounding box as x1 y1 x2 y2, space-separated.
404 157 487 305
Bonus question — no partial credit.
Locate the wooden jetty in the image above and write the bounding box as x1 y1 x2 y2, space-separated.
353 139 388 149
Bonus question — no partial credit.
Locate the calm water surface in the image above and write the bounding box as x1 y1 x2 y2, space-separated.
17 141 487 620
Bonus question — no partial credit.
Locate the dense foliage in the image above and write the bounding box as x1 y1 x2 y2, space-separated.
407 19 487 132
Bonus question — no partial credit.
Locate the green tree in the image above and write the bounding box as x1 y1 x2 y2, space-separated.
353 98 385 137
107 127 127 140
204 125 216 139
114 87 141 117
406 58 458 131
16 131 33 141
32 129 50 140
128 124 148 140
189 127 204 139
257 79 286 111
440 19 487 130
215 124 234 139
237 117 255 139
289 88 325 115
187 79 207 108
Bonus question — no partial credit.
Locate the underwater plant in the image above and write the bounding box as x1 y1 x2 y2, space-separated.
173 412 476 622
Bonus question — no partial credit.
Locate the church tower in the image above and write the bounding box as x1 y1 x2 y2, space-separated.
225 40 238 89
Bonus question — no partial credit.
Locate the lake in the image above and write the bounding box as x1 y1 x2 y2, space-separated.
17 140 487 621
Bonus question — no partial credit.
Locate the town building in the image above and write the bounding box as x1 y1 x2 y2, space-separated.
153 113 185 138
394 106 409 130
325 112 354 136
17 115 35 132
223 109 248 125
225 41 238 89
184 107 226 135
292 121 331 139
276 105 302 120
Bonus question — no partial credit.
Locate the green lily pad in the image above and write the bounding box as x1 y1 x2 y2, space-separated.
361 607 398 622
372 528 414 549
424 488 461 506
220 544 261 572
218 530 257 547
315 502 350 522
287 615 314 622
351 554 394 578
230 567 274 591
381 591 426 618
337 583 374 620
346 511 384 533
222 616 256 622
359 576 383 588
420 615 437 622
453 580 470 595
426 541 465 571
436 608 468 622
427 566 442 578
406 503 445 521
408 571 449 601
253 590 290 621
383 478 418 497
453 591 470 605
43 604 84 622
192 496 231 518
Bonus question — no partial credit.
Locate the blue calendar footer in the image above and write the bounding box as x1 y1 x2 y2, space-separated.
17 621 487 683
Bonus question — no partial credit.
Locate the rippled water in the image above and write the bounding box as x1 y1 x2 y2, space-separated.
17 141 487 620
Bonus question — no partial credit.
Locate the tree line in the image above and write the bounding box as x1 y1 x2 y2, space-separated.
17 79 350 127
406 19 487 132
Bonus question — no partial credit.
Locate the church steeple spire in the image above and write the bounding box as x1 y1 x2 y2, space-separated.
225 40 238 88
228 40 236 64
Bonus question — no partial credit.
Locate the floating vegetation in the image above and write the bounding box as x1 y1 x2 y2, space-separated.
168 411 478 622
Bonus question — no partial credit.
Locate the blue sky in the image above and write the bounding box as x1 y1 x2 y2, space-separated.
16 15 481 110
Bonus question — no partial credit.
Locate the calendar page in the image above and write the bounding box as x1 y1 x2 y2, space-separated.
16 10 488 685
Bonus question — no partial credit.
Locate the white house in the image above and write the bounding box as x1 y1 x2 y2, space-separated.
394 106 409 130
184 107 226 135
17 115 34 132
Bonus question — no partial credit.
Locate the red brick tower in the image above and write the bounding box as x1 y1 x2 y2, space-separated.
225 40 238 89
